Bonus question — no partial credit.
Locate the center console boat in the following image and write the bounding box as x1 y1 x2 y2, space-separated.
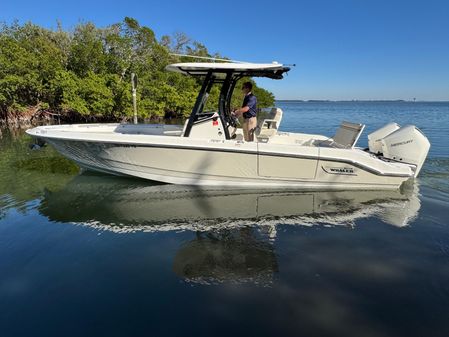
26 61 430 190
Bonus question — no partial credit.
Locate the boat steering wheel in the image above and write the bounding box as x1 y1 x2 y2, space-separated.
227 112 239 128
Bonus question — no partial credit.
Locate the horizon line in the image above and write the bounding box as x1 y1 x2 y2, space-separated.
274 99 449 103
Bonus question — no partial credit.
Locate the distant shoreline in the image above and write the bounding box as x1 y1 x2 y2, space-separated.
275 99 449 103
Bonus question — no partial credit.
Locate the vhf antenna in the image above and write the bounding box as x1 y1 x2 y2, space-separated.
170 53 296 67
170 53 248 63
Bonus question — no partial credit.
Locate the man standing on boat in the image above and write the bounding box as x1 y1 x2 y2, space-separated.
233 82 257 142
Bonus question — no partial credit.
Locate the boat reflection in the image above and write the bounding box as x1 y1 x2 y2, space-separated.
40 173 421 285
40 173 421 232
173 229 278 286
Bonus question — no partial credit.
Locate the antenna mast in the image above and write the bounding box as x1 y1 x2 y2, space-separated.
170 53 249 64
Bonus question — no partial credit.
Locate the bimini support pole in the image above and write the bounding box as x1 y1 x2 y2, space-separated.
183 71 213 137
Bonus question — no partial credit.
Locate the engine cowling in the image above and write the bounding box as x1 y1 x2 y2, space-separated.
381 125 430 176
368 123 400 154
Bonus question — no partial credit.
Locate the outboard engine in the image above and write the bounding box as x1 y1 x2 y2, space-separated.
380 125 430 176
368 123 400 154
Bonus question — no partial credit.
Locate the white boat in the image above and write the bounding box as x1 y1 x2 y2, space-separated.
26 61 431 190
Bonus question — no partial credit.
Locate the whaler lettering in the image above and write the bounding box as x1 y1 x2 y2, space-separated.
329 167 354 174
322 166 356 175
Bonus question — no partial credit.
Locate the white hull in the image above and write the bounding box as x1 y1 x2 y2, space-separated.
28 123 414 190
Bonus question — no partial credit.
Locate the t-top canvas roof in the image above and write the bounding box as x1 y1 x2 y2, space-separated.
165 62 290 79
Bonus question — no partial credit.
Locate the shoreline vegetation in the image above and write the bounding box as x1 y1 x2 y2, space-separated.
0 17 275 128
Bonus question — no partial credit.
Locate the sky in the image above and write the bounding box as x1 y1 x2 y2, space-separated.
1 0 448 100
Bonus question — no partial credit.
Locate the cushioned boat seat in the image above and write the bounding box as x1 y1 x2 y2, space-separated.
313 121 365 148
256 108 283 141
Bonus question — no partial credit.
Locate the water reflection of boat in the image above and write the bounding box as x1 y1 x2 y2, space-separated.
39 174 421 285
173 230 278 286
40 173 421 233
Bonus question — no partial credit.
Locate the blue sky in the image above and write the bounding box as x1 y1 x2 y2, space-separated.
1 0 448 100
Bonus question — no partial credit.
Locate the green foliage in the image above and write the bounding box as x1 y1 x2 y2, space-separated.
0 130 79 211
0 18 275 120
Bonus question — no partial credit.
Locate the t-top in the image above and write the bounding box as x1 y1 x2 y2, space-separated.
242 93 257 119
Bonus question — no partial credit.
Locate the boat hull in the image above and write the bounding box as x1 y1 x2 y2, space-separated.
43 136 410 190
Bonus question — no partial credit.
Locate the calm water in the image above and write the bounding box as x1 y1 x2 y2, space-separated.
1 101 449 337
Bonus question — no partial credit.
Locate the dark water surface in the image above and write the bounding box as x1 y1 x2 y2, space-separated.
1 101 449 337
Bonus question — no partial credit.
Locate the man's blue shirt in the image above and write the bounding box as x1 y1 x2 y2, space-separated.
242 93 257 119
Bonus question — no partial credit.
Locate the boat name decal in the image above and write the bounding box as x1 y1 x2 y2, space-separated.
322 166 356 175
115 144 138 148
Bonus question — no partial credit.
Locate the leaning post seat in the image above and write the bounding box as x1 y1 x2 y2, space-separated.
307 121 365 148
255 108 283 140
331 121 365 148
